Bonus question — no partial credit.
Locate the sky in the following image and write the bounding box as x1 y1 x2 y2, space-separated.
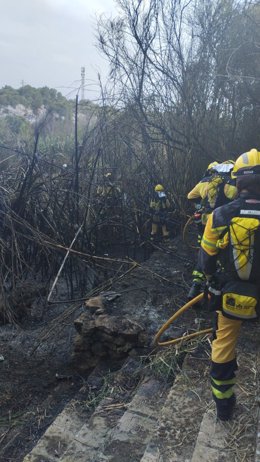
0 0 119 100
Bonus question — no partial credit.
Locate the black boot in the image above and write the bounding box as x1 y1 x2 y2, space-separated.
216 394 236 421
187 282 202 300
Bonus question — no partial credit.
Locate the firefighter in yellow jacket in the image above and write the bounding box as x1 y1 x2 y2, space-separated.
187 162 219 299
187 160 237 299
187 161 219 205
199 149 260 420
150 184 170 240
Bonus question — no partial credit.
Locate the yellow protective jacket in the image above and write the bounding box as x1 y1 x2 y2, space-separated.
187 177 209 201
199 193 260 283
188 175 237 225
206 177 237 210
150 192 170 224
150 194 170 212
188 177 237 207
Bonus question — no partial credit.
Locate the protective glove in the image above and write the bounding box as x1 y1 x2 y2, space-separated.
193 211 202 224
205 276 222 311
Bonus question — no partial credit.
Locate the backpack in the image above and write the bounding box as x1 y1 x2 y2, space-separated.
203 173 235 212
220 212 260 320
150 191 169 212
228 215 260 282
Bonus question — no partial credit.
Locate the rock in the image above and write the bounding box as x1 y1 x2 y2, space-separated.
73 310 147 368
84 292 121 316
85 296 104 314
74 312 96 335
91 342 108 356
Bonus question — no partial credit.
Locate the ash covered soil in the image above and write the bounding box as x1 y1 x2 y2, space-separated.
0 302 85 462
0 235 196 461
1 235 259 461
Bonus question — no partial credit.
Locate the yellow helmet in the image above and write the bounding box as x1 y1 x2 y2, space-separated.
232 149 260 178
155 184 164 192
223 159 235 165
207 161 219 171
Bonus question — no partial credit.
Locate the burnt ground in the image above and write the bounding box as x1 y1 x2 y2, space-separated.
0 233 196 462
0 305 85 462
1 233 259 462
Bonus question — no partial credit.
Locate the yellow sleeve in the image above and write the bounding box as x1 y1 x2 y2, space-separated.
187 181 208 200
200 210 229 275
201 213 223 256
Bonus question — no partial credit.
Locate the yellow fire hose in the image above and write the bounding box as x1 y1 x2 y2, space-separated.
182 215 200 250
154 293 213 346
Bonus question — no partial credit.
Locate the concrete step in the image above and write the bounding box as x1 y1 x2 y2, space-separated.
23 324 260 462
191 409 226 462
23 396 87 462
141 346 211 462
141 342 260 462
22 357 170 462
22 360 129 462
60 376 170 462
192 347 260 462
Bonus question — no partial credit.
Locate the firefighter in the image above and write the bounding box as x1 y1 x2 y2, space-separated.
187 162 219 299
150 184 170 240
96 172 121 211
187 160 237 300
205 160 237 212
199 148 260 420
187 161 220 209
